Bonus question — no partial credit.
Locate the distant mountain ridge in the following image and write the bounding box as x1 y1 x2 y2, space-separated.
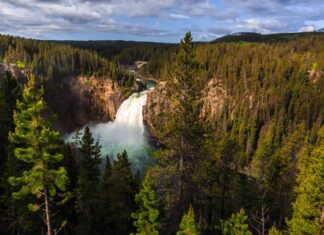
213 31 324 43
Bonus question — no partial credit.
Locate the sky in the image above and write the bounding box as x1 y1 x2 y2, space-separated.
0 0 323 42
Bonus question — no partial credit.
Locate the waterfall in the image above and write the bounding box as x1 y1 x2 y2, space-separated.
114 91 147 135
66 90 152 170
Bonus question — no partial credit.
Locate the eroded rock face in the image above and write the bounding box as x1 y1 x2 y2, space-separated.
143 81 170 135
71 76 124 120
201 78 228 120
45 76 125 133
143 78 228 137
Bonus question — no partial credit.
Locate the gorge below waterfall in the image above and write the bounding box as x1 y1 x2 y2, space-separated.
66 89 153 171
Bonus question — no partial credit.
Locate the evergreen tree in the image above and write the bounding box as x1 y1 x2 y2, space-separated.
8 74 69 235
0 72 17 182
177 206 199 235
215 137 241 219
154 32 205 230
131 170 159 235
75 126 101 235
287 127 324 234
0 72 35 234
108 150 137 235
221 209 252 235
268 226 283 235
96 156 113 234
0 71 20 192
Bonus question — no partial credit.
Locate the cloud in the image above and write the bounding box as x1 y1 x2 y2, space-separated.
97 20 171 37
298 26 315 32
208 26 232 35
0 0 323 41
236 18 283 33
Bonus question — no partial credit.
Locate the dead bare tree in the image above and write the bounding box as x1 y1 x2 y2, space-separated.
250 205 270 235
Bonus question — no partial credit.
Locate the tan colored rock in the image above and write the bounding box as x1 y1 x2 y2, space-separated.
143 81 170 135
45 76 126 133
143 78 228 136
70 76 124 121
201 78 228 120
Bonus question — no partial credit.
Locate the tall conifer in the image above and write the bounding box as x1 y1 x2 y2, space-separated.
8 74 69 235
132 170 160 235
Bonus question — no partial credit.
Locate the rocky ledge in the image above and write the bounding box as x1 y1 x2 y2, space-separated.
143 78 228 137
45 76 126 133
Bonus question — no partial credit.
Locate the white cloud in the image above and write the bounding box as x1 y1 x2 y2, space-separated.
0 0 323 40
236 18 284 33
169 14 190 19
298 25 315 32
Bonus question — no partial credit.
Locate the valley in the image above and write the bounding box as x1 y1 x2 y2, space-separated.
0 32 323 235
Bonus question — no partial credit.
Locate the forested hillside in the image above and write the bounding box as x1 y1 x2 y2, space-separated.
144 33 324 234
0 35 135 86
0 33 323 235
213 32 324 43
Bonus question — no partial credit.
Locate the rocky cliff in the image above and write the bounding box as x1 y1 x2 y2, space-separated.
45 76 126 133
143 81 170 135
143 78 228 136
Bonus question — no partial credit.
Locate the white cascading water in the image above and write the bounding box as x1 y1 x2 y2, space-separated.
66 90 152 170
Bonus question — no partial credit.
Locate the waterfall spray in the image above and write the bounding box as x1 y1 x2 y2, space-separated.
66 90 152 170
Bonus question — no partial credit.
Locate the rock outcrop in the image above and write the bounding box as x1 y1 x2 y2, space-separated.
45 76 126 133
201 78 228 120
143 78 228 137
143 81 170 135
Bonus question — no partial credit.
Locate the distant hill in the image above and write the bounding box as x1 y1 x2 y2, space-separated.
58 40 174 65
213 31 324 43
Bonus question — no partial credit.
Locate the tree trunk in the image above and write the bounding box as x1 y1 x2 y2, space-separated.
44 188 52 235
179 154 184 214
220 166 227 220
207 181 213 225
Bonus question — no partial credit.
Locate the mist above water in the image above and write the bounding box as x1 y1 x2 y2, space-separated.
66 90 153 170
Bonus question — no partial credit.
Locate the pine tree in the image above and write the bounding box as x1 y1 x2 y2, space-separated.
287 127 324 234
154 32 205 229
0 71 20 191
95 156 113 235
75 126 101 235
8 74 69 235
268 226 283 235
108 150 137 235
131 170 159 235
0 71 18 184
177 206 199 235
0 72 34 234
221 209 252 235
215 137 240 219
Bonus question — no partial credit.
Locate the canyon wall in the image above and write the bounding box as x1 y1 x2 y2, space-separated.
44 76 126 133
143 78 229 137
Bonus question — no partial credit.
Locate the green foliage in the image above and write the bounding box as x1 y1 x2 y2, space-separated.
213 32 322 43
94 151 138 235
287 127 324 235
9 74 68 199
16 60 25 69
268 226 283 235
153 32 206 232
75 126 101 234
0 34 131 83
8 74 69 232
221 209 252 235
177 206 199 235
0 71 20 186
1 32 324 235
131 170 159 235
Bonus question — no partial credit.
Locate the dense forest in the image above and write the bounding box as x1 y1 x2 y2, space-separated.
0 32 323 235
0 35 136 88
